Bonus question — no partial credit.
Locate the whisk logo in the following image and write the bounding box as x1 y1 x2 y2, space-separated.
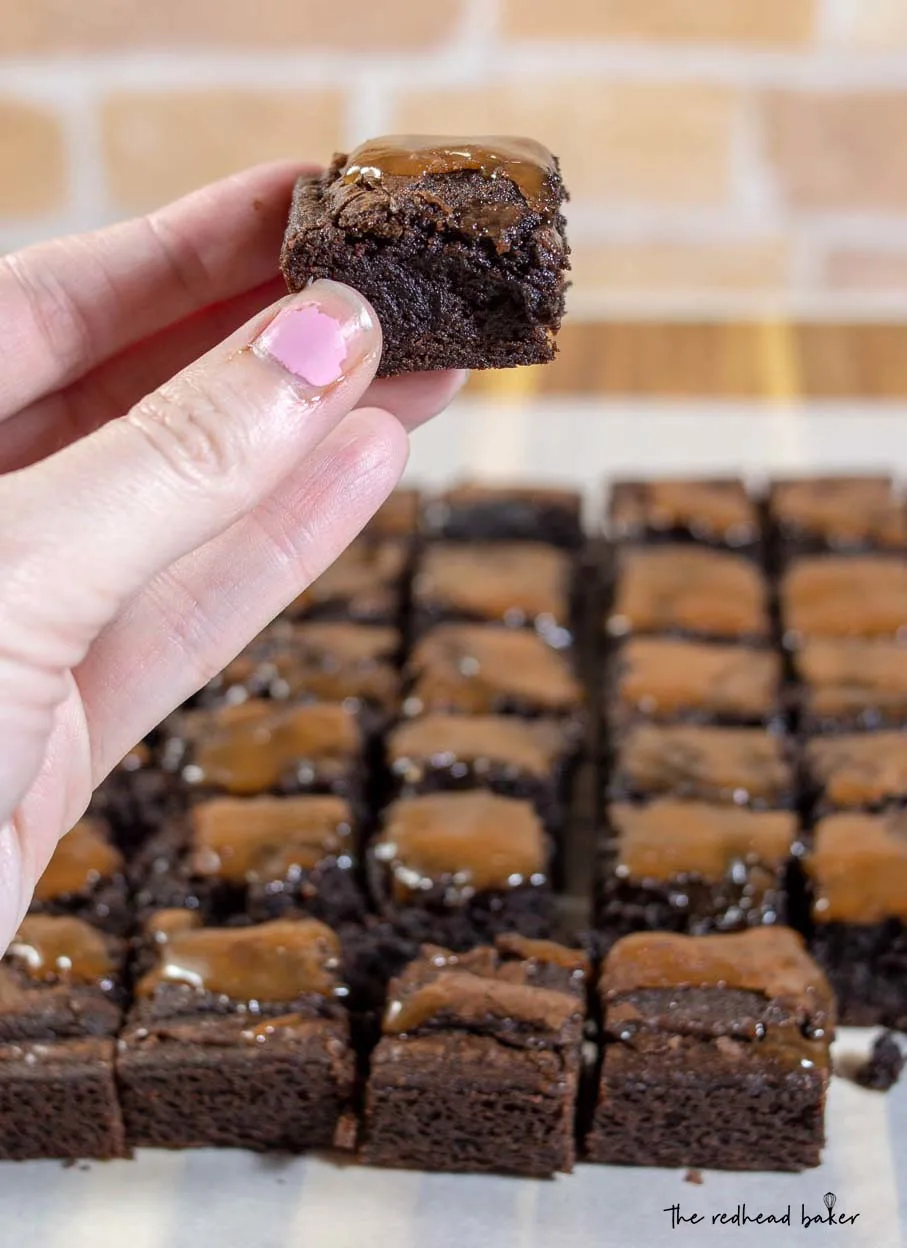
662 1190 861 1231
801 1192 861 1228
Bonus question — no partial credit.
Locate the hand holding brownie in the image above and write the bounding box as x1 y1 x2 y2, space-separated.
0 161 466 956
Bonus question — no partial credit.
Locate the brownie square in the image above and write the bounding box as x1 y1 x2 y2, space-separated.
608 478 759 554
132 794 364 926
794 639 907 733
30 816 130 935
594 799 800 939
361 934 587 1175
804 732 907 813
282 538 408 625
610 723 796 809
585 927 834 1171
606 547 770 643
806 811 907 1027
367 791 554 948
769 476 907 557
413 541 574 649
281 136 569 376
421 482 583 548
117 916 356 1152
610 637 783 729
405 623 584 725
0 915 127 1160
780 555 907 645
363 487 421 539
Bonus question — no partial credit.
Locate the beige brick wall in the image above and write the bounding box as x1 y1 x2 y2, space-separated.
3 0 907 315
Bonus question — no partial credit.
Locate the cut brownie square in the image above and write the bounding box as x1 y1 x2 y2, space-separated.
421 482 583 548
117 917 356 1152
794 639 907 733
367 791 554 948
361 934 588 1175
585 928 833 1171
804 732 907 813
0 915 127 1160
30 816 130 935
609 637 783 729
769 476 907 557
594 799 800 939
282 538 408 625
780 555 907 645
610 724 796 809
281 136 569 376
606 547 770 643
132 794 363 926
413 541 574 648
806 811 907 1027
404 624 584 726
608 478 759 554
363 487 421 539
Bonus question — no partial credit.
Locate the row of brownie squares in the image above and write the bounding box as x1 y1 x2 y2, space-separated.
0 909 834 1176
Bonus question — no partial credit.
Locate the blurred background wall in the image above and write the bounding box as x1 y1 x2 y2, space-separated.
3 0 907 324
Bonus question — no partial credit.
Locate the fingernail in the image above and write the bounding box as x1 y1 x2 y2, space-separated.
254 281 376 388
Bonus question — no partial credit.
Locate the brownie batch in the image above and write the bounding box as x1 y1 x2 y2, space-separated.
10 473 907 1176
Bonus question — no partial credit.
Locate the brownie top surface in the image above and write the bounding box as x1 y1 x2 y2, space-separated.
382 933 587 1046
6 915 122 989
781 555 907 640
614 637 780 720
33 816 124 902
387 713 567 777
414 541 571 623
809 811 907 924
616 723 793 805
609 799 798 884
607 547 769 640
189 794 354 884
373 791 548 896
364 487 420 537
406 624 582 716
795 638 907 710
609 478 757 545
770 476 907 547
433 481 581 510
805 731 907 807
286 538 405 613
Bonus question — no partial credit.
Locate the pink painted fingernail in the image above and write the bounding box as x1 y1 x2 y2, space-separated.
254 282 376 388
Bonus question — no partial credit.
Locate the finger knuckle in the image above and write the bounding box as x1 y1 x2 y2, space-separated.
125 377 243 492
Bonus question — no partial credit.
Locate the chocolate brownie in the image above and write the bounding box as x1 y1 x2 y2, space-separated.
610 637 783 728
606 547 770 643
806 811 907 1027
769 476 907 557
422 482 583 548
361 934 587 1175
367 791 554 948
282 538 408 625
780 555 907 645
90 739 174 851
794 639 907 732
132 794 363 926
30 816 130 935
855 1032 904 1091
405 624 584 725
585 927 834 1171
281 135 569 376
610 723 796 809
413 541 574 648
363 487 421 539
804 732 907 813
0 915 127 1160
608 478 759 553
117 916 356 1152
595 799 800 939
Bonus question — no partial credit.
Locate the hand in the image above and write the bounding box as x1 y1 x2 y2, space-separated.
0 161 465 952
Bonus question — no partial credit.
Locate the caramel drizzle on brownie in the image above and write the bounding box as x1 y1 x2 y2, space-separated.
810 811 907 923
33 817 124 901
388 713 565 779
616 637 779 719
190 795 352 882
415 542 570 625
8 915 118 985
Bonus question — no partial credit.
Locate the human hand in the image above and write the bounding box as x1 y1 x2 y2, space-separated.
0 161 465 952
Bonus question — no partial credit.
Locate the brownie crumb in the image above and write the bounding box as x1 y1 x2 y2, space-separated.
855 1032 905 1092
685 1168 704 1185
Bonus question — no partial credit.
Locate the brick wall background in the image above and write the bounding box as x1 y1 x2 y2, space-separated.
3 0 907 317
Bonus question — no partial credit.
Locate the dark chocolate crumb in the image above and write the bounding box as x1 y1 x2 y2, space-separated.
685 1169 704 1185
855 1032 905 1092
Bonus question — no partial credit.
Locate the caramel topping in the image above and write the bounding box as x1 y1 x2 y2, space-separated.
373 792 547 899
616 638 779 720
143 909 203 944
364 488 420 538
286 539 405 617
771 477 907 547
384 970 576 1036
439 482 580 509
137 918 342 1001
608 547 769 640
33 818 123 902
611 799 797 883
620 724 791 805
415 542 570 626
190 795 352 882
809 812 907 923
8 915 117 985
611 479 756 543
782 556 907 641
796 639 907 719
388 713 565 780
806 732 907 807
495 932 589 975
